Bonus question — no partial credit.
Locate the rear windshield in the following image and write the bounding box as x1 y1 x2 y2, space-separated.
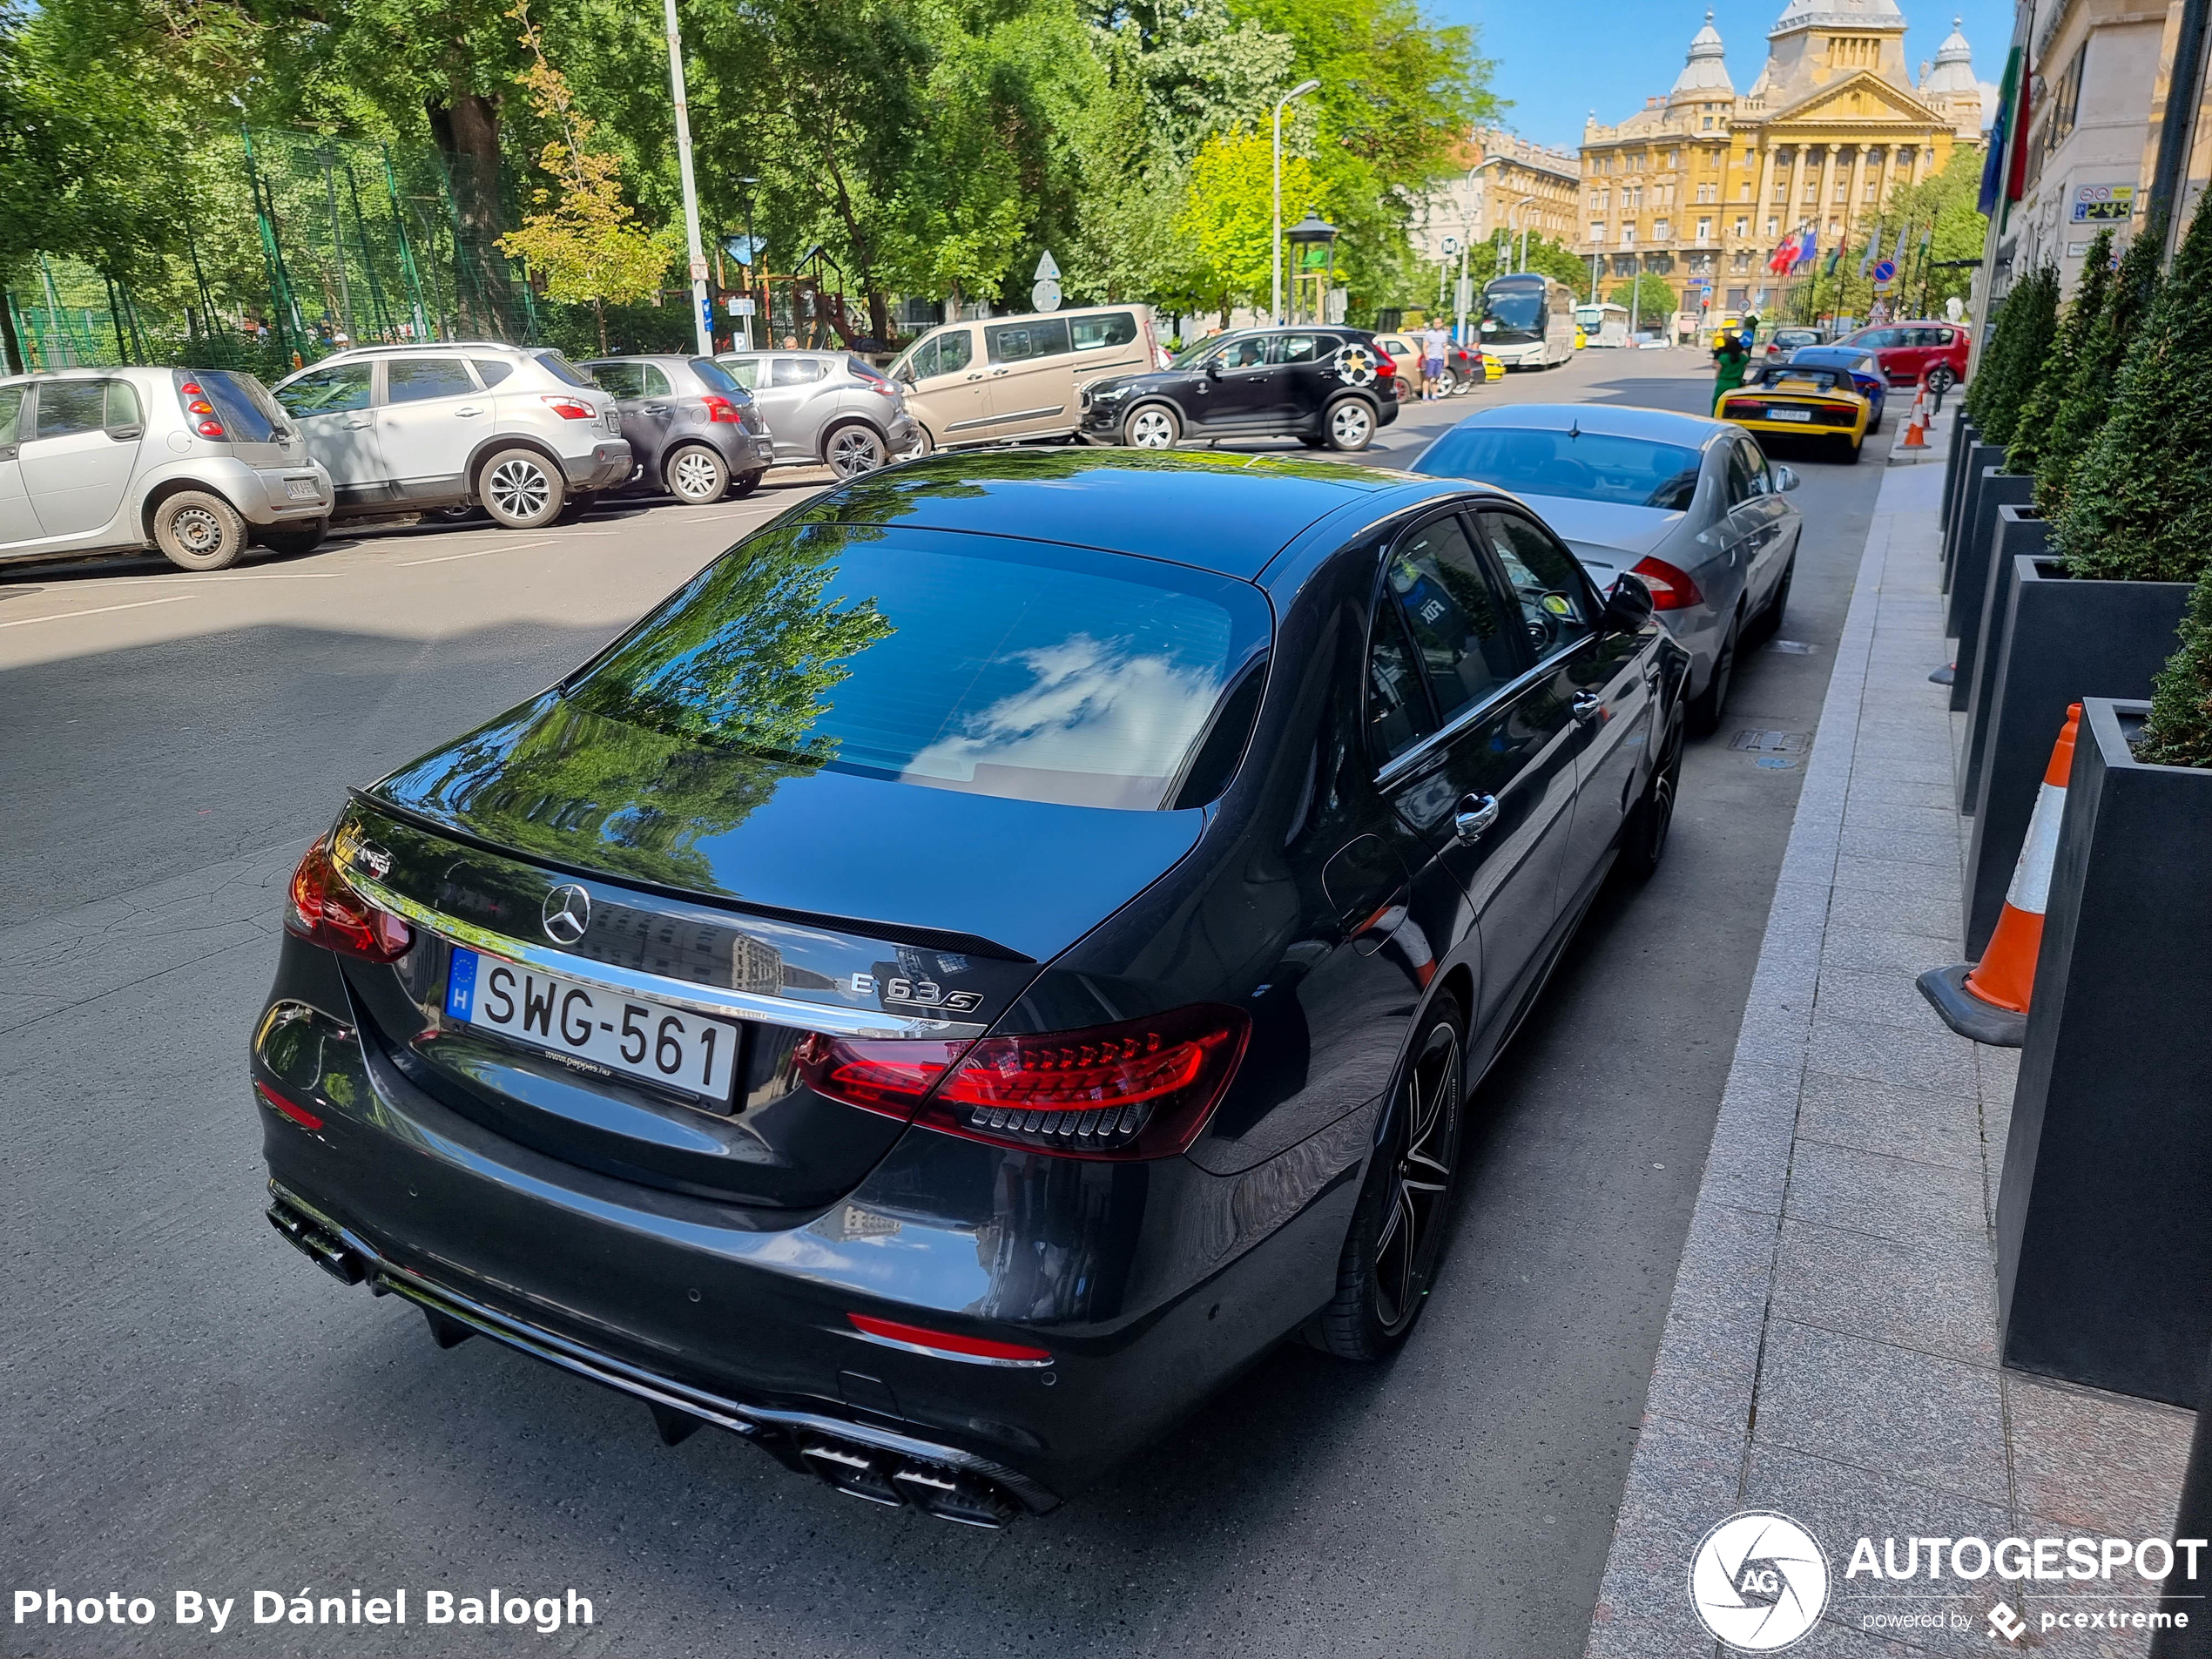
691 358 743 396
532 351 593 388
569 525 1271 811
1416 426 1703 511
185 369 288 442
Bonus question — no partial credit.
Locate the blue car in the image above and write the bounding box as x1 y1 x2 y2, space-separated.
1777 347 1888 430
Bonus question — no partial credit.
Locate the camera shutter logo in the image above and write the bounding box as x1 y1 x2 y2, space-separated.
1688 1511 1831 1651
542 884 592 946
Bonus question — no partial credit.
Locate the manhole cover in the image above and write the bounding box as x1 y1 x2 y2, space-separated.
1730 729 1811 754
1766 638 1817 655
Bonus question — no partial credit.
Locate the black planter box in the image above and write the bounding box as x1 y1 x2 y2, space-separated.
1959 506 2048 811
1945 442 2006 593
1964 560 2191 955
1997 700 2212 1406
1947 469 2036 710
1942 411 1978 543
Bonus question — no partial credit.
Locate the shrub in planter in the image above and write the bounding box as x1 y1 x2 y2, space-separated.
2005 233 2112 482
1964 267 2058 450
2138 564 2212 766
2035 222 2166 520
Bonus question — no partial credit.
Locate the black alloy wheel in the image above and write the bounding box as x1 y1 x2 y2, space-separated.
1621 711 1685 882
1310 994 1467 1360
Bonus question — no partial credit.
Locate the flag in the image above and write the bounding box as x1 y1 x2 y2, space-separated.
1859 223 1883 277
1793 227 1818 272
1980 45 2022 218
1767 232 1798 274
1824 246 1841 277
2006 51 2033 204
1892 220 1910 265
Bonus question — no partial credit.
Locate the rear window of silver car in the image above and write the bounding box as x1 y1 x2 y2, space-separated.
567 524 1271 811
187 369 288 442
532 351 594 388
1417 426 1703 511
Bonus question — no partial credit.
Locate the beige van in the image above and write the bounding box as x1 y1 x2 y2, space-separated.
888 304 1160 452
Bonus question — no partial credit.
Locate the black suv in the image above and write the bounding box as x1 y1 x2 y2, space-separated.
1081 327 1401 453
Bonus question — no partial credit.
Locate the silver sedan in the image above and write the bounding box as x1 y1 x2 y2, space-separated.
1410 403 1801 731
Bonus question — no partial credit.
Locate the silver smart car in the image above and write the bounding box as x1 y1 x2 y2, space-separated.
0 367 334 572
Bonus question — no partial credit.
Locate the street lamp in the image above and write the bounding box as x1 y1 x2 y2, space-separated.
1453 155 1507 347
1510 194 1537 274
662 0 712 355
1271 78 1321 326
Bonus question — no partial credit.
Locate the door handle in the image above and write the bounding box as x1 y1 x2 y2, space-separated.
1453 792 1500 844
966 374 983 381
642 404 668 414
990 368 1008 377
1571 691 1603 724
455 405 485 416
341 418 372 428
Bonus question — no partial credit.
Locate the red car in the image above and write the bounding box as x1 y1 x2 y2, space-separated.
1835 320 1971 392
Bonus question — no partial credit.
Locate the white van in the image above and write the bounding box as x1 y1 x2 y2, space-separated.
888 305 1160 452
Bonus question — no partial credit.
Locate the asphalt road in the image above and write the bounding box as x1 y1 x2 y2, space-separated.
0 348 1890 1658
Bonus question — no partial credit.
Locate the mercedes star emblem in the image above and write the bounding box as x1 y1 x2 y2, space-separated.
541 884 591 946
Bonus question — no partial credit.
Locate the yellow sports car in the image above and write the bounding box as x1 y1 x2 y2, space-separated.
1718 362 1871 463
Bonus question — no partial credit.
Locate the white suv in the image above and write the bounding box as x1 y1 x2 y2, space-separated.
272 343 631 529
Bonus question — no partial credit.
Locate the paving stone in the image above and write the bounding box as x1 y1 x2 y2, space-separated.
1842 800 1964 842
1796 1071 1984 1171
1770 1218 1998 1367
1846 775 1959 814
1642 1303 1764 1436
1753 1321 2008 1505
1829 854 1961 905
1805 1015 1979 1098
1788 1617 1931 1658
1814 967 1946 1035
1786 1141 1989 1247
2009 1374 2195 1539
1821 925 1960 979
1837 822 1960 869
1585 1416 1747 1659
1824 883 1961 945
1671 1201 1784 1329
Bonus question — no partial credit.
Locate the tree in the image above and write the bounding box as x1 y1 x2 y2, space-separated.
1964 263 2057 451
2053 191 2212 585
1175 130 1326 318
1608 273 1675 321
2005 233 2111 482
1512 231 1594 296
2036 221 2165 519
2140 566 2212 767
496 0 668 354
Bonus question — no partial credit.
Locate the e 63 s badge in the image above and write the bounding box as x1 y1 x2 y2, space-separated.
848 973 985 1013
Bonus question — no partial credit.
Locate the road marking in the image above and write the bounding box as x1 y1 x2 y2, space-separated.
0 594 199 629
397 538 558 567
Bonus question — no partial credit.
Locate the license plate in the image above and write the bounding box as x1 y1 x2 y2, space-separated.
444 948 738 1101
285 477 320 499
1767 407 1813 422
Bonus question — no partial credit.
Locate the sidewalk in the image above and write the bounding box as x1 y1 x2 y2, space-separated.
1583 430 2195 1657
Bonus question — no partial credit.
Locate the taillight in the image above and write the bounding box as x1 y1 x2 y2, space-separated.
700 394 742 423
286 838 413 962
177 378 225 439
846 1313 1050 1366
854 371 896 398
255 1078 324 1131
1721 399 1764 420
1629 556 1704 611
540 395 597 421
196 421 226 438
799 1004 1250 1160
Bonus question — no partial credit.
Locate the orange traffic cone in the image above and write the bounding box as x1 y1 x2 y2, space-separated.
1899 380 1929 449
1918 704 2080 1047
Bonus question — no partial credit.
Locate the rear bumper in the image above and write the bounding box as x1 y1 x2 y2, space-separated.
563 442 632 489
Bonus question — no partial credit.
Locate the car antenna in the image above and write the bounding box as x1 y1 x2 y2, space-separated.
1567 416 1581 440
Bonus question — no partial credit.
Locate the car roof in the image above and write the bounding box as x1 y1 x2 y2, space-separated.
786 448 1457 581
1792 347 1876 363
1440 401 1728 448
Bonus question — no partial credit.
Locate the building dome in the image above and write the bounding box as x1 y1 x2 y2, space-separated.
1920 17 1977 95
1670 11 1736 101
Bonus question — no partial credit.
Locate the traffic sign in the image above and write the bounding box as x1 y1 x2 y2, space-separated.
1872 260 1897 284
1035 251 1061 281
1031 278 1062 312
689 256 709 283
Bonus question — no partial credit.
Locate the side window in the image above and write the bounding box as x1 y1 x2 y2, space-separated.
386 358 477 404
470 358 515 388
1218 335 1267 369
1724 442 1764 505
642 363 673 398
1387 515 1524 721
1272 334 1322 365
1935 328 1955 346
771 357 828 388
0 386 24 445
1480 511 1595 657
33 381 109 440
590 362 644 399
273 364 372 417
905 338 940 381
105 380 143 433
1069 312 1136 352
936 330 974 374
719 357 761 390
987 319 1072 363
1367 605 1434 762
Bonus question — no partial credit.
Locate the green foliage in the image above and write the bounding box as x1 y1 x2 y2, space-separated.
2053 191 2212 585
2139 566 2212 767
2035 222 2165 519
1174 132 1327 314
2006 233 2111 481
1514 233 1595 296
1965 264 2057 450
1608 273 1676 320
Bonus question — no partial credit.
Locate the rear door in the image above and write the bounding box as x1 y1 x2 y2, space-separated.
899 327 989 446
586 360 671 472
982 316 1075 438
1067 309 1147 389
18 378 144 537
274 362 384 499
376 355 485 497
764 354 832 457
0 386 41 550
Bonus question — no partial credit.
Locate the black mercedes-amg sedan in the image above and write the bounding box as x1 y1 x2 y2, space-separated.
253 448 1688 1526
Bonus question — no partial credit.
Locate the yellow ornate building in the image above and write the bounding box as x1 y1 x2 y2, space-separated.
1579 2 1985 320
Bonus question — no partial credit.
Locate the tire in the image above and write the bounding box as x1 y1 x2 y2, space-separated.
1123 403 1181 449
1839 434 1863 465
1926 364 1957 398
256 520 327 558
1619 710 1684 882
477 448 565 529
1308 992 1467 1361
727 469 765 499
1296 434 1328 449
1688 610 1743 736
151 489 247 571
1758 555 1796 637
823 422 887 480
555 490 600 523
1325 398 1376 453
430 503 482 525
1434 366 1460 397
908 426 935 458
664 444 730 504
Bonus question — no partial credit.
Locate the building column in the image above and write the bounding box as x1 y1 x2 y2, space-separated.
1846 144 1869 242
1818 144 1841 239
1875 145 1897 213
1753 145 1778 237
1784 146 1806 228
1910 142 1929 187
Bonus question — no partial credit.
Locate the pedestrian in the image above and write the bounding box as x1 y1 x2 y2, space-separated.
1420 319 1449 401
1711 327 1750 413
781 334 799 350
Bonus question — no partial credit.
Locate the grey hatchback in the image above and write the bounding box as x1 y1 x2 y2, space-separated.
580 354 775 504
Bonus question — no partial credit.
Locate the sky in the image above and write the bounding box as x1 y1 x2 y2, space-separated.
1451 0 2015 153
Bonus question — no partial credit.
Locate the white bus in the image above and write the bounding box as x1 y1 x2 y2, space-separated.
1477 274 1577 368
1575 301 1630 347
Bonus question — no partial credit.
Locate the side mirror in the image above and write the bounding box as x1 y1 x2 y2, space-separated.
1204 360 1223 380
1602 571 1656 636
1773 465 1800 492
